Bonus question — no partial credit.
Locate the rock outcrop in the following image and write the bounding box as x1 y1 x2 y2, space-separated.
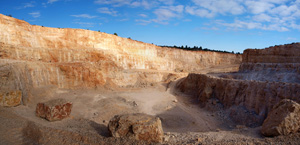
36 98 72 121
238 43 300 83
261 99 300 137
177 73 300 126
0 90 22 107
0 14 241 95
108 113 164 143
242 43 300 63
177 43 300 126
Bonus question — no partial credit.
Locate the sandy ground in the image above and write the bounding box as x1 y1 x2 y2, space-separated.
1 78 300 144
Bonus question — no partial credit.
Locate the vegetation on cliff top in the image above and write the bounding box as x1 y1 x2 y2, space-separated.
160 45 241 54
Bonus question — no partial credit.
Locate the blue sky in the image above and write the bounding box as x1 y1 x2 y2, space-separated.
1 0 300 53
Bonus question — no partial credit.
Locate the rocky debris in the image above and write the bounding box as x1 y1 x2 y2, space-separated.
36 98 72 121
261 99 300 137
0 90 22 107
173 99 178 103
108 113 164 143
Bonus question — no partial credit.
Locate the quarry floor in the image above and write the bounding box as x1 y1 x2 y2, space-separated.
0 80 300 144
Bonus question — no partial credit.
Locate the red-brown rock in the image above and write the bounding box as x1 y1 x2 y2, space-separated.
108 113 164 143
36 98 72 121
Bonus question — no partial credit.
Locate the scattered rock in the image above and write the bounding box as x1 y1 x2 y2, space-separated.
163 136 170 142
133 101 138 106
0 90 22 107
173 99 178 103
36 98 73 121
261 99 300 136
108 113 164 143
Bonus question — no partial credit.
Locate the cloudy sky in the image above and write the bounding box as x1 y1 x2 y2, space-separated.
1 0 300 53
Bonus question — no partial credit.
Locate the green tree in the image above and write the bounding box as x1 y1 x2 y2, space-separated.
114 33 118 36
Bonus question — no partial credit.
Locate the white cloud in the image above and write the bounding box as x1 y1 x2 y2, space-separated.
253 13 273 22
185 6 215 18
71 14 97 19
268 4 298 16
119 18 129 21
152 5 184 24
190 0 245 15
97 7 118 16
94 0 175 9
245 1 275 14
24 2 35 8
158 0 175 5
29 11 40 18
93 0 300 31
94 0 132 6
135 19 152 25
261 24 289 31
220 20 262 30
131 0 154 9
218 19 290 32
139 14 148 18
74 22 95 27
290 22 300 30
48 0 59 4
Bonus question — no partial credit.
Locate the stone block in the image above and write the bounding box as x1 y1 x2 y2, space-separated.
261 99 300 136
36 98 72 121
0 90 22 107
108 113 164 143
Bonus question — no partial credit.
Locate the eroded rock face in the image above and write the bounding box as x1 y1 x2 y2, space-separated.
242 43 300 63
0 90 22 107
177 74 300 126
108 113 164 143
261 99 300 137
0 14 241 91
36 98 72 121
238 43 300 83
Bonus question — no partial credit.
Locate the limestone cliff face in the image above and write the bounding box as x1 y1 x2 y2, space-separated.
0 14 241 94
239 43 300 83
242 43 300 64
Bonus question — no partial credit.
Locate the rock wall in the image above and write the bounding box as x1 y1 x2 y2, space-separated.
242 43 300 64
177 73 300 126
177 44 300 126
238 43 300 83
0 14 242 92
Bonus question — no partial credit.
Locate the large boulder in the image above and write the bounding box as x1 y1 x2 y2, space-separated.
36 98 72 121
261 99 300 136
108 113 164 143
0 90 22 107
